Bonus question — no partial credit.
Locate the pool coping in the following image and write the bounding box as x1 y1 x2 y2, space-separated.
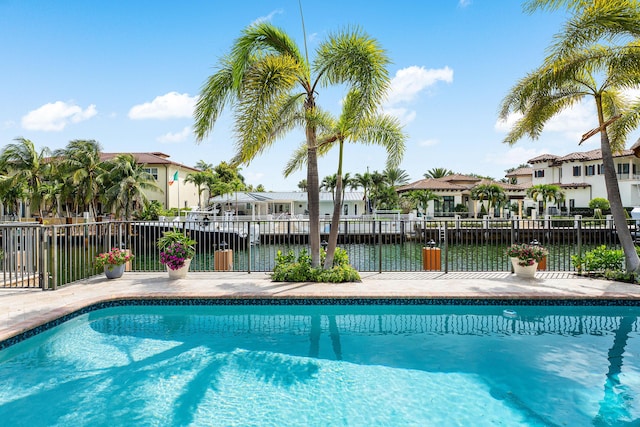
1 271 640 349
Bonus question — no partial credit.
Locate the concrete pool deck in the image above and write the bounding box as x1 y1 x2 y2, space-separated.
2 271 640 343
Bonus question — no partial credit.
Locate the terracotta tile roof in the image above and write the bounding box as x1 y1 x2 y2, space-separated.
528 154 558 163
100 152 199 172
505 167 533 177
529 148 634 164
396 178 468 192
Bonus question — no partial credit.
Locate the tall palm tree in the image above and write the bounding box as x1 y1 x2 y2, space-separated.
283 91 406 267
500 2 640 272
0 137 51 217
193 22 390 267
424 167 454 179
101 154 162 220
297 179 308 192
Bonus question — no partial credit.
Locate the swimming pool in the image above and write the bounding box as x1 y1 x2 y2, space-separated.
0 302 639 426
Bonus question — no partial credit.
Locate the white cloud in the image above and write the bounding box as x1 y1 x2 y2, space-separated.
157 126 192 143
21 101 97 131
458 0 472 7
419 139 439 147
128 92 197 120
250 9 283 26
386 66 454 106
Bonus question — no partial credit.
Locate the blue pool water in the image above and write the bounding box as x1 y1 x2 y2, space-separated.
0 304 639 426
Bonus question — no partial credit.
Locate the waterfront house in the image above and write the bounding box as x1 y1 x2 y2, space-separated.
207 191 366 219
527 148 640 212
395 174 528 218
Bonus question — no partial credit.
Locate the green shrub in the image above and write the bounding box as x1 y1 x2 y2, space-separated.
589 198 610 211
272 248 360 283
571 245 624 273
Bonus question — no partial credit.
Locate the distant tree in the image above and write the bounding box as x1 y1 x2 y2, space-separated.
297 179 308 191
526 184 564 215
402 190 441 216
384 167 410 187
424 167 454 179
589 197 610 211
471 184 506 216
185 170 213 209
195 160 214 172
0 137 51 217
101 154 162 220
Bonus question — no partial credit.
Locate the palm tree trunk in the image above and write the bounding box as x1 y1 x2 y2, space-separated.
324 141 344 269
597 102 640 272
306 124 321 268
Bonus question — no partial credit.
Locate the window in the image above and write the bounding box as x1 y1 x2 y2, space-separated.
585 165 595 176
572 166 581 176
597 164 603 175
534 169 544 178
143 167 158 180
442 196 454 214
617 163 630 175
569 199 575 210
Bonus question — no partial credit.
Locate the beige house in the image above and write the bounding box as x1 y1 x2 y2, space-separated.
101 152 202 210
396 174 527 218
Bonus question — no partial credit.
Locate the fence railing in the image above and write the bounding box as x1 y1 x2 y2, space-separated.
0 217 633 289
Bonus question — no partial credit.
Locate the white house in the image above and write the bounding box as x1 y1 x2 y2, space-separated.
526 148 640 211
208 191 366 218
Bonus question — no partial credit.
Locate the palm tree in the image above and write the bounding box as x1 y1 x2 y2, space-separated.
352 172 374 214
402 190 441 216
0 137 51 218
195 160 213 172
424 167 454 179
500 2 640 272
321 174 338 200
297 179 308 192
384 167 410 187
193 22 390 267
526 184 564 215
283 91 406 267
185 171 212 209
54 140 105 218
471 184 506 217
101 154 162 220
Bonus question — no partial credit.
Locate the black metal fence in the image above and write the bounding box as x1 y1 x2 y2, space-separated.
0 217 632 289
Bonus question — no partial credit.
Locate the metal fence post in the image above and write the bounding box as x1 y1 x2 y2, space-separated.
577 218 582 262
378 220 383 274
443 222 449 274
247 220 252 274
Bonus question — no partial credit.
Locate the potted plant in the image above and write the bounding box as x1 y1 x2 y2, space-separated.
95 247 134 279
506 243 548 278
158 230 197 279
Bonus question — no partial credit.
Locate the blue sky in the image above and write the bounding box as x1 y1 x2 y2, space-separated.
1 0 624 190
